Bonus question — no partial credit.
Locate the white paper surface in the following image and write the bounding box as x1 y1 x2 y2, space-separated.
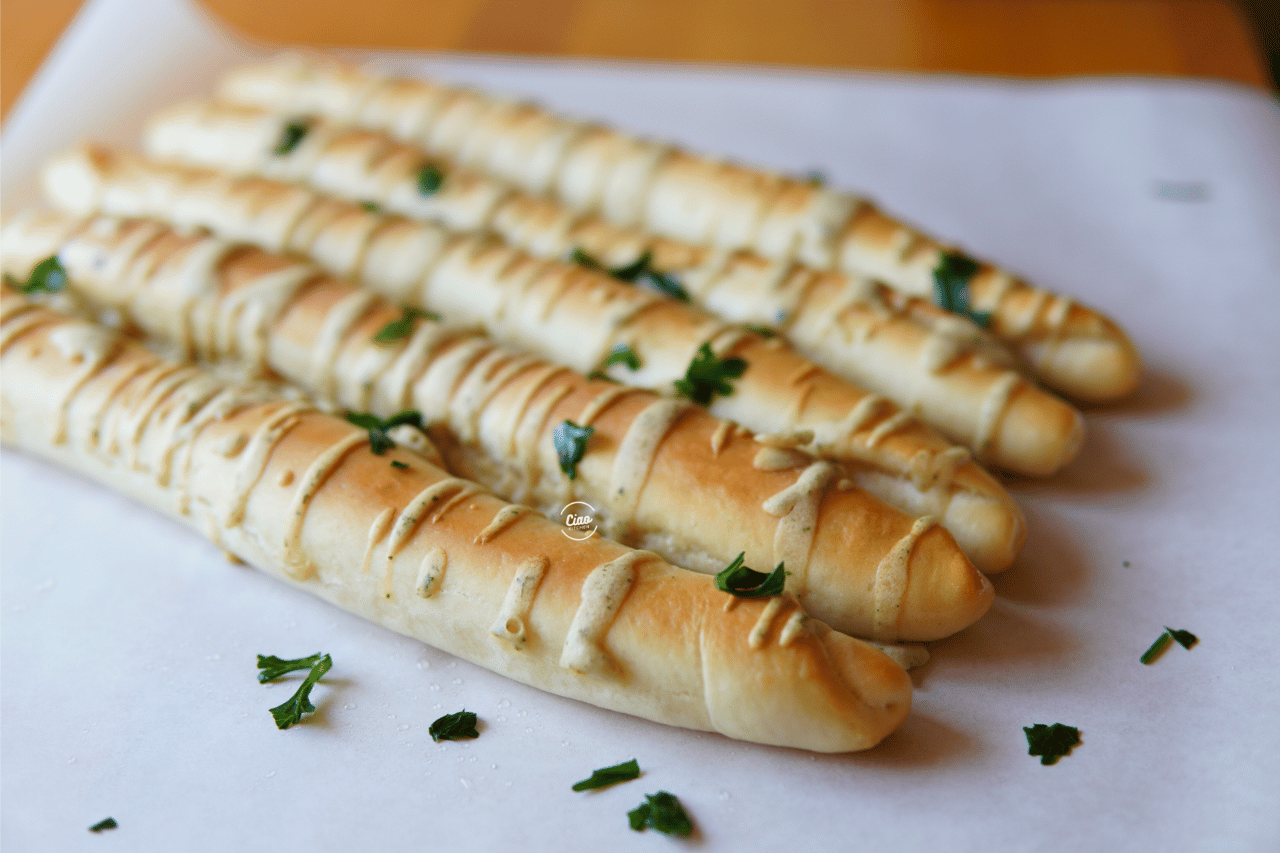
4 0 1280 849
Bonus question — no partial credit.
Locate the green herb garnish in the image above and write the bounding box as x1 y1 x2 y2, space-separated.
13 255 68 295
802 169 827 186
571 248 689 302
360 200 381 213
274 119 310 156
391 460 409 470
600 344 642 372
373 306 441 344
417 163 445 196
932 251 991 327
1142 626 1198 663
267 653 332 729
429 709 479 742
346 410 423 455
1023 723 1080 765
88 817 118 833
673 342 747 405
714 553 787 598
628 791 693 837
572 758 641 792
1140 632 1172 664
256 652 324 683
741 323 776 338
553 420 594 480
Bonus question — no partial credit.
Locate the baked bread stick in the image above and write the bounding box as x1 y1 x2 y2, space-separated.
43 145 1027 572
139 104 1085 478
215 53 1142 404
2 211 993 640
0 289 913 752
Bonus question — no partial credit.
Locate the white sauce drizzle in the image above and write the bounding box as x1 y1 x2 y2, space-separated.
778 610 809 647
474 504 530 544
709 420 734 456
606 399 689 536
223 402 310 527
414 547 447 598
309 289 378 402
578 385 635 427
559 550 652 676
752 447 808 471
866 411 912 448
281 431 368 579
761 461 837 597
747 596 785 649
373 321 451 414
489 555 550 650
360 507 395 575
974 372 1021 456
872 516 937 640
46 324 119 446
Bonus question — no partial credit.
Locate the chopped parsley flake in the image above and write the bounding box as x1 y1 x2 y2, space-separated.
553 420 594 480
417 163 445 196
600 344 642 372
673 343 747 406
274 119 311 156
572 758 641 791
266 653 332 729
741 323 776 338
571 248 689 302
256 652 324 683
346 410 424 455
88 817 118 833
714 553 787 598
628 791 693 837
1142 626 1198 663
374 306 441 345
1023 723 1080 765
429 709 479 742
13 255 68 295
391 460 410 470
932 251 991 327
360 200 381 213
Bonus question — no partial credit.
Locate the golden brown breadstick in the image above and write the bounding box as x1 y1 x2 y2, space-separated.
215 52 1142 404
0 289 913 753
140 104 1085 479
43 145 1028 572
2 210 994 640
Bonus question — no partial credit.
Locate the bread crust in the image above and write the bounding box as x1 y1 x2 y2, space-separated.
0 290 912 752
215 53 1141 404
2 211 993 640
140 101 1086 478
43 145 1027 572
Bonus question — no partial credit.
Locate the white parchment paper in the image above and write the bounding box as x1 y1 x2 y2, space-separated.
3 0 1279 850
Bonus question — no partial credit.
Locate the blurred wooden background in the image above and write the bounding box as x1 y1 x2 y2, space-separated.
2 0 1273 121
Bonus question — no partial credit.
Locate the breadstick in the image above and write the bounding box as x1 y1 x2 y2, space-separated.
2 211 994 640
44 145 1028 572
0 289 914 753
215 53 1142 404
140 104 1085 479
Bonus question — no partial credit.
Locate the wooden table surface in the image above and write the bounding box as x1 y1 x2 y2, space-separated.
2 0 1271 122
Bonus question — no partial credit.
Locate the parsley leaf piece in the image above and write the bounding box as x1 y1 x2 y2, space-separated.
553 420 594 480
391 460 409 470
88 817 118 833
274 119 311 156
417 163 445 196
345 409 424 455
429 709 479 742
628 791 693 837
572 758 641 792
256 652 323 683
714 553 787 598
360 200 381 213
1166 627 1198 650
1140 631 1173 665
932 251 992 327
269 653 332 729
601 344 642 372
570 248 689 302
1023 723 1080 765
803 169 828 186
673 343 748 406
374 306 441 345
16 255 69 295
742 323 776 338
